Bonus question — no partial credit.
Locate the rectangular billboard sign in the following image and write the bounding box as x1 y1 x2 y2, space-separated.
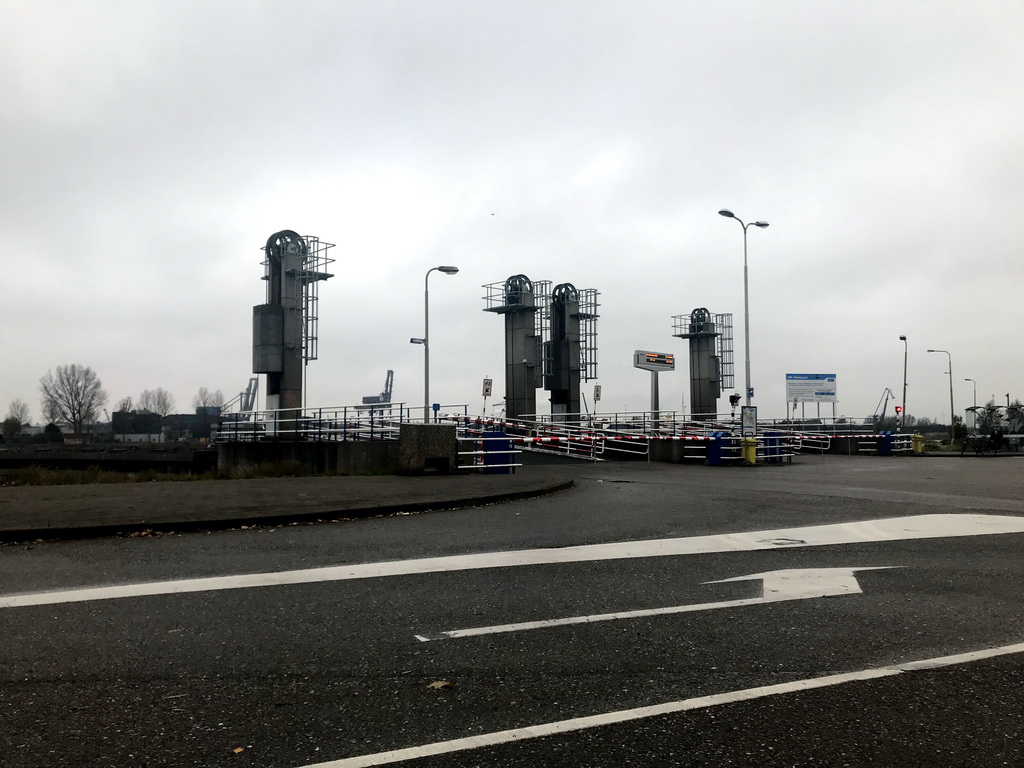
633 350 675 372
786 373 837 402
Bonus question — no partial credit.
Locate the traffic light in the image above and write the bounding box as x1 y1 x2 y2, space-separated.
895 405 903 414
729 393 741 407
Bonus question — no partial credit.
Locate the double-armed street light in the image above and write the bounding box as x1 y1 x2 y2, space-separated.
718 210 769 407
927 349 955 443
421 265 459 422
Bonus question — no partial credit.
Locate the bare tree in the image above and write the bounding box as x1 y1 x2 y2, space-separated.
39 364 108 434
42 398 63 426
6 398 30 425
192 387 225 410
137 388 175 416
114 396 134 413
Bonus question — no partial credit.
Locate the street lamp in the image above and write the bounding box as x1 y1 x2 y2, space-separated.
421 265 459 422
964 377 977 433
964 378 977 408
718 209 769 407
926 349 955 444
899 335 908 433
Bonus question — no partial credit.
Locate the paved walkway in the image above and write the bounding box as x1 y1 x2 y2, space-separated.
0 469 574 541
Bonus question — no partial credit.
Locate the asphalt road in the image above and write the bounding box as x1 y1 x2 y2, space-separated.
2 456 1023 767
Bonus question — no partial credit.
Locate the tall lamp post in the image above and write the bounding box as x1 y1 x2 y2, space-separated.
899 335 908 433
964 377 977 433
927 349 955 444
964 378 977 408
718 210 769 406
422 265 459 422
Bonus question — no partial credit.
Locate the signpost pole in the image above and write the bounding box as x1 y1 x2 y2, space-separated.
651 370 659 428
633 350 674 432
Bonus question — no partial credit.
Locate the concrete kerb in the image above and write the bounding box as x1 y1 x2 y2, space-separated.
0 478 575 544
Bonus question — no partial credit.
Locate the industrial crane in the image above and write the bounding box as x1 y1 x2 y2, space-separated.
872 388 895 425
362 370 394 405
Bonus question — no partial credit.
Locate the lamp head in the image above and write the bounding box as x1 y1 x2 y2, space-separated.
717 209 735 218
437 266 459 275
927 349 936 353
753 221 769 228
899 335 906 341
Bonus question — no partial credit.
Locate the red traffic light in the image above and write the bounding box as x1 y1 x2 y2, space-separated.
895 406 903 413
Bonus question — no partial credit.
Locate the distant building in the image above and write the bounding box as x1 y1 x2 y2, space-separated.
111 411 163 442
163 407 221 442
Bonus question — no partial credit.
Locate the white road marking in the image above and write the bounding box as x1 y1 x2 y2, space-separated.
709 565 898 601
3 513 1024 609
295 641 1024 768
416 567 897 640
417 597 767 640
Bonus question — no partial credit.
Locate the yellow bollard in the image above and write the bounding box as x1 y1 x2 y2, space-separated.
911 434 925 454
741 437 758 465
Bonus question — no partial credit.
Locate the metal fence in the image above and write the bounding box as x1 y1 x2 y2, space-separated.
211 402 470 443
213 403 906 464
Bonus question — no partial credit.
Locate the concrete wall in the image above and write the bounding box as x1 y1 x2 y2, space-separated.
217 440 400 475
397 423 458 474
216 424 464 476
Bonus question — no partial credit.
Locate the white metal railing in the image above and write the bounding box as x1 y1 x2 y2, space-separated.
211 402 470 443
457 433 523 471
447 413 795 463
211 403 893 462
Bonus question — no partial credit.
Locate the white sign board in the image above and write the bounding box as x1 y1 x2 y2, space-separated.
482 378 493 397
786 373 837 403
741 405 757 437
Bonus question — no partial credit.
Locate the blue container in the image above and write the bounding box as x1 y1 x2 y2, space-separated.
483 431 513 474
706 431 730 465
763 430 783 464
877 431 894 456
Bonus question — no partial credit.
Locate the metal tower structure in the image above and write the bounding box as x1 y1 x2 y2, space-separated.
252 230 334 427
484 276 598 423
672 308 734 419
483 275 544 422
543 283 600 422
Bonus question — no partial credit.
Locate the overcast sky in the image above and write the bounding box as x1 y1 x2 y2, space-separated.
4 0 1023 425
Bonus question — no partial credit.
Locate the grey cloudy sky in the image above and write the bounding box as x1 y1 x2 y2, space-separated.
3 0 1023 424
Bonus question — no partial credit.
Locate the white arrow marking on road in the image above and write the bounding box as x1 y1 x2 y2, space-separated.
3 513 1024 608
709 566 898 601
414 567 897 641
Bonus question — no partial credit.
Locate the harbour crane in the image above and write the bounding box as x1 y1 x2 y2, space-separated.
872 388 895 425
362 370 394 405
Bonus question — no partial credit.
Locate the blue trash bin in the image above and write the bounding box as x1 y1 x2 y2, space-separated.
763 430 783 464
482 431 513 474
706 431 730 465
877 431 894 456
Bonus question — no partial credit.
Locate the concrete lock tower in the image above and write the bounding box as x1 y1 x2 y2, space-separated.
673 308 734 419
545 283 582 419
544 282 602 421
482 275 542 422
252 230 334 429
